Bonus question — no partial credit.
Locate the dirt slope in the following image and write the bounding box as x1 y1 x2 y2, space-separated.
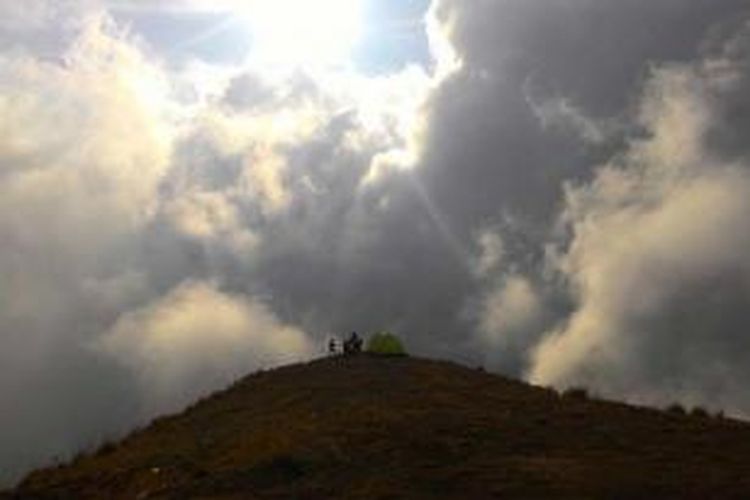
7 355 750 499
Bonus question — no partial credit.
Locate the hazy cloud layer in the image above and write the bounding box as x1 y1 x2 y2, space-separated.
3 0 750 486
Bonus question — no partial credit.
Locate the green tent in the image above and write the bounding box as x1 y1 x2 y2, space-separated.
366 332 407 356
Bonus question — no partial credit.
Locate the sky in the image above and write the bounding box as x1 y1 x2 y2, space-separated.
2 0 750 485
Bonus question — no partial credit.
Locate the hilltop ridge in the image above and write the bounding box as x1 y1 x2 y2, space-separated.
8 355 750 499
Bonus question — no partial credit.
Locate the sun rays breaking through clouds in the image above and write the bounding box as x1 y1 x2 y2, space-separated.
3 0 750 487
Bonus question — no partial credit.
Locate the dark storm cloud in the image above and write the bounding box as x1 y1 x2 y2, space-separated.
417 2 750 417
422 0 745 226
207 0 750 376
321 0 750 364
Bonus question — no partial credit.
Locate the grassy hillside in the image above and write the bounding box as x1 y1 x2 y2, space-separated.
6 355 750 499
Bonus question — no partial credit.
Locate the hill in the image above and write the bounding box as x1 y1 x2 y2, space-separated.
6 355 750 499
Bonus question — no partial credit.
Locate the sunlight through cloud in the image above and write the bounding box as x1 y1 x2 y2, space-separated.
232 0 365 67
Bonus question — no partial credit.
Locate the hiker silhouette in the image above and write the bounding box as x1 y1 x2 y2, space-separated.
343 331 363 355
328 338 338 355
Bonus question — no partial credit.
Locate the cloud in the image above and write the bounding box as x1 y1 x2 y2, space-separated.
530 25 750 414
4 0 750 487
480 277 542 343
477 274 546 372
98 281 315 415
473 230 505 278
0 0 98 57
0 1 431 484
524 90 611 146
0 14 178 485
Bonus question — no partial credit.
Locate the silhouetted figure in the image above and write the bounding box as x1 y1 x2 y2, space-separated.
328 338 338 355
343 331 363 355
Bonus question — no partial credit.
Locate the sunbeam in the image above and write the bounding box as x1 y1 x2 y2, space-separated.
232 0 365 66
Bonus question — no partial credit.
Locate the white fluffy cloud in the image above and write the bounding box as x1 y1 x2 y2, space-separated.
473 230 505 278
481 276 542 343
98 281 315 414
0 16 178 484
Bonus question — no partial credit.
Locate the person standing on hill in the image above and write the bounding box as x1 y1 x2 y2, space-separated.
344 331 362 355
328 337 338 355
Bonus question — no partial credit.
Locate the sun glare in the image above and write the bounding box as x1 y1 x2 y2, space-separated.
234 0 365 67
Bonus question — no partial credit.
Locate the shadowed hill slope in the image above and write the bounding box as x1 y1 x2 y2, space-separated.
7 355 750 499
